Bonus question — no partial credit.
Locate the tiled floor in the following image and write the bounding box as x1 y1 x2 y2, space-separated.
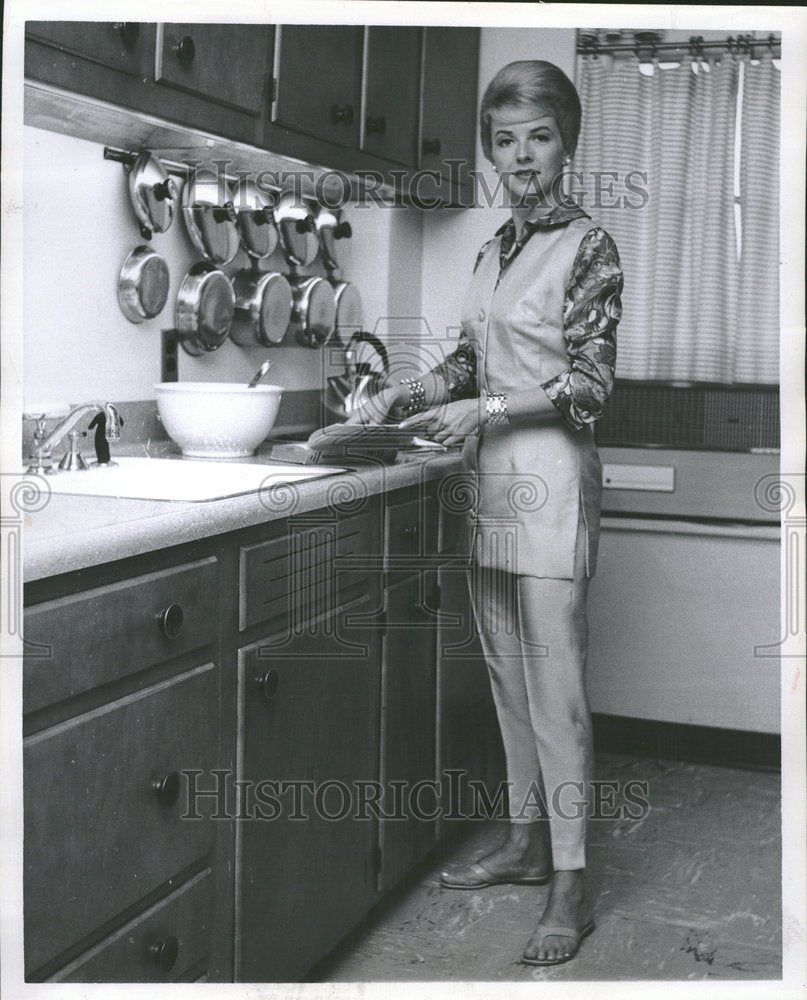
311 753 781 982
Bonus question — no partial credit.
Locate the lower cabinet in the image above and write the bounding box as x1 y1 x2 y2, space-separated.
23 473 500 982
236 595 381 982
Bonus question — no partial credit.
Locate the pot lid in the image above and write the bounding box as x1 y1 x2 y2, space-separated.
127 151 178 239
232 177 279 261
274 191 319 267
315 205 352 270
182 167 240 266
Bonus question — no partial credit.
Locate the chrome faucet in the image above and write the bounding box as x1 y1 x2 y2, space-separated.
25 402 122 474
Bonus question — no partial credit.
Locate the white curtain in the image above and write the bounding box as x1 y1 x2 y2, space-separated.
575 53 780 384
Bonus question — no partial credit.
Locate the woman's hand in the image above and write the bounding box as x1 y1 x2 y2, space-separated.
398 398 482 447
343 385 405 425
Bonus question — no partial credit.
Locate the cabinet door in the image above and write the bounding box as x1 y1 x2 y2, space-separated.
420 27 480 189
378 572 438 891
363 26 422 166
157 24 273 116
273 25 363 148
237 595 381 983
26 21 155 76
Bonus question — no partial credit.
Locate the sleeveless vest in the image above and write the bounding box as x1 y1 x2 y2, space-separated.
460 216 603 579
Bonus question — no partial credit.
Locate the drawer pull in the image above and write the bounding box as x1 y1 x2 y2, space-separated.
151 771 181 806
254 668 280 700
174 35 196 68
148 934 179 972
158 603 184 639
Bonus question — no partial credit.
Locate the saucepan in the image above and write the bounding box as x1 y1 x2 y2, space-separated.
118 245 170 324
175 261 236 355
230 268 293 347
287 275 337 348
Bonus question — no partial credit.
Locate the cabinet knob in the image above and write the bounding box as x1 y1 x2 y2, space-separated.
422 137 442 157
148 934 179 972
113 22 140 51
174 35 196 69
151 771 181 806
254 668 280 700
331 104 354 125
366 115 387 136
158 603 184 639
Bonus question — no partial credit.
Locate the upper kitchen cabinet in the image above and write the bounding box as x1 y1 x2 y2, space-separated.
24 21 273 145
156 24 273 119
272 25 364 149
25 21 156 77
362 26 422 166
420 27 480 198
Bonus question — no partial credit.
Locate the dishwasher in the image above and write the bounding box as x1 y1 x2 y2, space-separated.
586 445 781 735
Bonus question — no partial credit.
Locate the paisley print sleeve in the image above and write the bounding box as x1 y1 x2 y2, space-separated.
541 227 623 430
430 331 478 401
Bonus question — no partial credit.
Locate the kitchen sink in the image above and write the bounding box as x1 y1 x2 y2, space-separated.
27 457 347 502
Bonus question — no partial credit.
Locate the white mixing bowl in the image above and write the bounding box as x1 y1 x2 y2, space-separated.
155 382 283 458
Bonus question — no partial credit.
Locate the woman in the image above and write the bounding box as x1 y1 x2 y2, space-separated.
352 60 622 967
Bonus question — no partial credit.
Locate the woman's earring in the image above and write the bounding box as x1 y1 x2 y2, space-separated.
492 164 499 173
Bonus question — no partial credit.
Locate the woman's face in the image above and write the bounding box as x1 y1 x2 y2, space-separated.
489 104 566 205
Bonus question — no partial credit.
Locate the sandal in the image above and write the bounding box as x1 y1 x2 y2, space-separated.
440 860 551 890
521 920 595 966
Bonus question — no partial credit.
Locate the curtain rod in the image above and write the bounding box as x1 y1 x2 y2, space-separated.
577 33 781 58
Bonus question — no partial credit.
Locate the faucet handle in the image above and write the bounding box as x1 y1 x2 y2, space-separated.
58 431 90 472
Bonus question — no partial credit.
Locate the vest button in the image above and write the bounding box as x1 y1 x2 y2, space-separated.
478 309 486 321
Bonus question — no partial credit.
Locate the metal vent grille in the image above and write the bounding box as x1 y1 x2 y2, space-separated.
595 384 779 451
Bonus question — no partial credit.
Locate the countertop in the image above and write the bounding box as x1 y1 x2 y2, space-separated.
22 448 463 583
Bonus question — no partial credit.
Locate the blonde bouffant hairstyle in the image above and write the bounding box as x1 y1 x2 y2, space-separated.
480 60 582 161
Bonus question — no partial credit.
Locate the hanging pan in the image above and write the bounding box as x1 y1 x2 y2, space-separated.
127 151 178 240
118 245 170 324
182 166 240 266
288 275 336 348
175 261 236 355
230 269 293 347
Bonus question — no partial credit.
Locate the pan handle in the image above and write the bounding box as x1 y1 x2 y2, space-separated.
347 331 389 374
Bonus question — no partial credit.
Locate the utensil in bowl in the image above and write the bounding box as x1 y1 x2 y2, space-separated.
127 151 178 240
288 275 337 348
248 360 275 388
154 381 283 458
230 268 292 347
175 261 236 355
118 245 170 324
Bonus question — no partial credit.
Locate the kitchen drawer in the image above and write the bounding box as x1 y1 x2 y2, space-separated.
50 868 213 983
24 558 219 715
24 663 218 976
240 514 378 632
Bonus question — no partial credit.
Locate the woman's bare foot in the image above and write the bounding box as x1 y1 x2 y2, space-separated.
441 822 552 886
522 868 594 964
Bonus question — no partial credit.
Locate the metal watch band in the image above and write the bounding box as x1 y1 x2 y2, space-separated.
484 391 510 426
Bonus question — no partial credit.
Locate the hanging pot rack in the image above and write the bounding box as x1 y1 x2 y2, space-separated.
577 31 781 60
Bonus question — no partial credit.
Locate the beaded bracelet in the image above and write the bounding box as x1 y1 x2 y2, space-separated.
484 391 510 426
399 376 426 416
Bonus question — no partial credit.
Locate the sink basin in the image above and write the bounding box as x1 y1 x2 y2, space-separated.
27 457 347 502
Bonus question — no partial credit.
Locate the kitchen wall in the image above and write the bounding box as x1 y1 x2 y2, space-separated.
22 26 575 415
